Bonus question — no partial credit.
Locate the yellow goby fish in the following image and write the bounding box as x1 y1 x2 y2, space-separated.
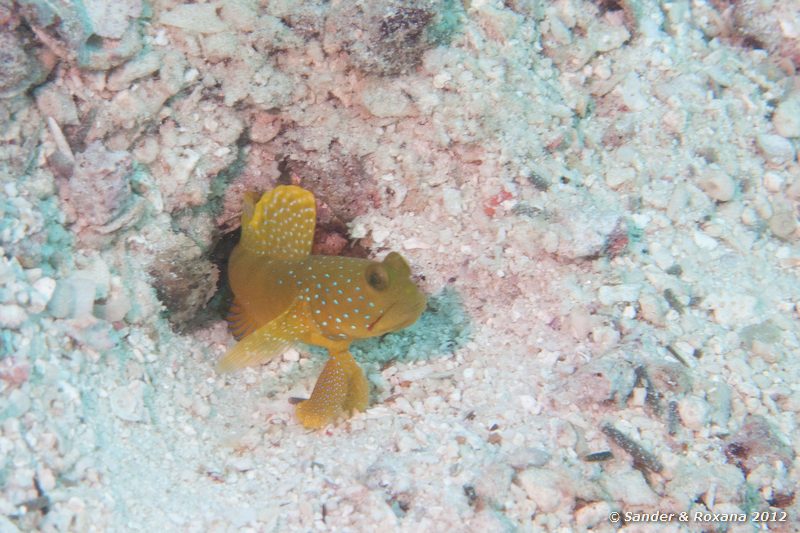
217 185 427 429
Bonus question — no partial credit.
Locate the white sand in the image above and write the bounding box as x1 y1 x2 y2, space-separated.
1 0 799 531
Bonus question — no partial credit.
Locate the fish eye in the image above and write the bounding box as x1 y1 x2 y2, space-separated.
365 264 389 291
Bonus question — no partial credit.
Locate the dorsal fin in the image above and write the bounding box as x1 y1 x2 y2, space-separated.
240 185 316 260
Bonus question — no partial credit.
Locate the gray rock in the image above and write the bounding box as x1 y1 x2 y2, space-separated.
325 1 446 76
0 31 46 99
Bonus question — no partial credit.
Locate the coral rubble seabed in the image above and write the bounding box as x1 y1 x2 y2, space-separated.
1 0 799 530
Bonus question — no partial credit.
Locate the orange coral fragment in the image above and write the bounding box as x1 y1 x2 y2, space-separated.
483 189 514 217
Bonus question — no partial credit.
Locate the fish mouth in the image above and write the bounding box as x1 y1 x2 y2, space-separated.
401 299 427 328
366 307 389 332
367 296 426 333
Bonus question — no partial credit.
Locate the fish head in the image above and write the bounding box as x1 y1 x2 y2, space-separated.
311 252 427 340
357 252 427 336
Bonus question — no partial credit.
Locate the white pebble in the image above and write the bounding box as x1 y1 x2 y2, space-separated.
11 466 34 489
110 381 145 422
707 384 732 427
432 72 450 89
442 188 463 216
396 433 416 453
48 277 96 320
753 193 773 219
29 277 56 313
14 290 28 305
94 288 131 322
159 3 228 33
0 304 26 328
698 168 736 202
396 366 434 382
360 81 414 118
282 348 300 362
651 248 674 270
592 24 630 52
787 178 800 201
773 97 800 138
0 259 15 285
591 325 620 348
617 72 649 112
763 172 785 192
107 51 162 91
192 397 211 418
516 468 563 513
37 466 56 491
228 456 254 472
567 308 593 340
638 292 667 326
678 395 710 430
402 237 430 250
598 284 641 305
693 230 718 250
751 339 783 363
630 387 647 407
704 291 757 327
740 206 759 226
371 226 390 244
601 470 658 506
769 210 797 240
518 395 541 414
605 166 636 189
575 501 612 530
8 388 31 415
349 221 367 239
385 181 407 208
756 134 796 165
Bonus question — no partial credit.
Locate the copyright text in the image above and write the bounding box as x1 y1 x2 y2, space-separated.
608 510 788 524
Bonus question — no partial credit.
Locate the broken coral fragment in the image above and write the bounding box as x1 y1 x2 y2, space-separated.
58 142 143 243
325 1 441 75
84 0 143 40
360 79 417 118
109 380 146 422
0 30 47 99
725 415 795 474
159 3 229 34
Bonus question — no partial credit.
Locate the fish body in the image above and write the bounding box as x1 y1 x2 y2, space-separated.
218 185 426 428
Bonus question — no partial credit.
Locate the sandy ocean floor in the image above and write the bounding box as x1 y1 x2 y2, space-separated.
2 0 800 531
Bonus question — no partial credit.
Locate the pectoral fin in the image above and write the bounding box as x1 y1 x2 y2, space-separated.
217 300 308 373
226 298 259 340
